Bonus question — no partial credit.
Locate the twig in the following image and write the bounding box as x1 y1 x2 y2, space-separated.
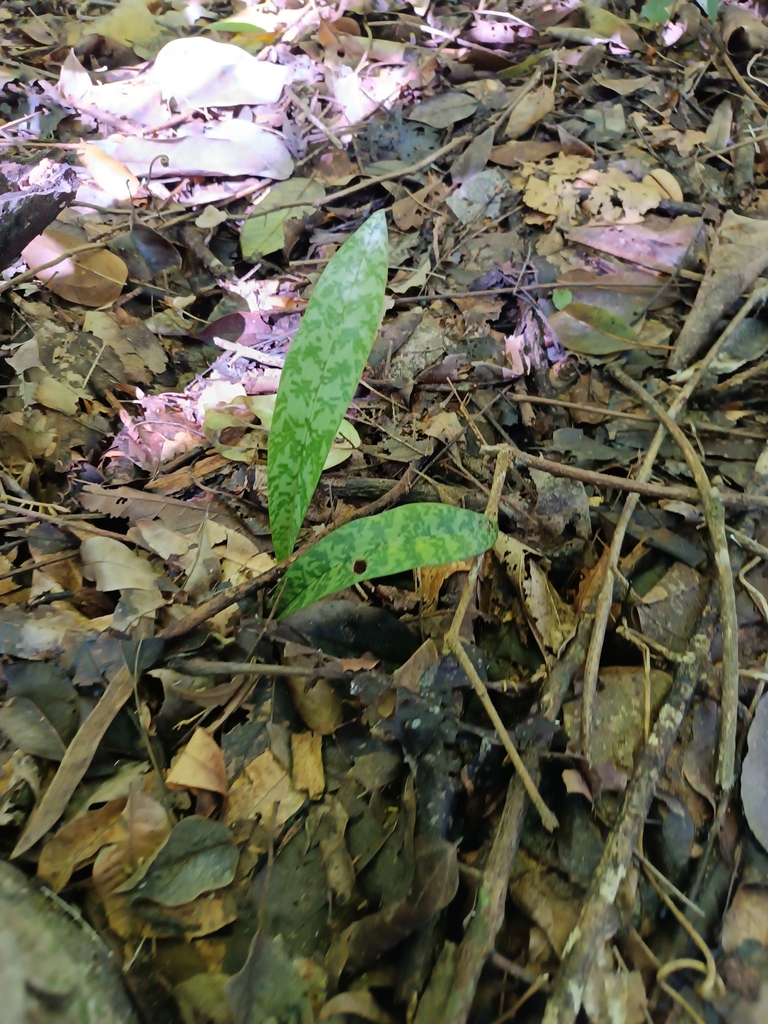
446 636 557 832
578 280 768 764
285 86 345 149
643 867 723 1001
441 614 595 1024
0 550 78 582
721 52 768 116
170 658 361 679
608 365 739 790
541 634 709 1024
495 444 768 512
443 449 557 832
237 133 473 221
633 849 705 918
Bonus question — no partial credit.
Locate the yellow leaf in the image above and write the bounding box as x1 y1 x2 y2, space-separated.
78 143 141 201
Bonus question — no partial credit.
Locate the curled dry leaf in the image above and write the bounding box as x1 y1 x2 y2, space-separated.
166 727 228 797
668 212 768 370
37 797 127 892
21 228 127 306
722 6 768 53
494 532 577 662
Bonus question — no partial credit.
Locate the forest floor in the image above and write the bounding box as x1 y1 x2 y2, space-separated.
2 1 768 1022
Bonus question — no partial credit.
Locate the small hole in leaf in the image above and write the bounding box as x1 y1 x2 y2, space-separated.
353 559 367 574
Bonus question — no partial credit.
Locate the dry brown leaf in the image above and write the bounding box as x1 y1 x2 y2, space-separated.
567 215 701 272
722 6 768 52
291 731 325 799
225 749 305 826
722 886 768 952
12 658 135 857
21 228 127 306
668 212 768 369
93 789 172 895
562 768 593 803
166 727 228 796
505 85 554 140
495 532 577 662
490 140 560 166
37 797 126 892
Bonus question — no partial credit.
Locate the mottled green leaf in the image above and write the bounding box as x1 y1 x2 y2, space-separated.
277 504 498 617
552 288 572 311
268 210 389 560
241 178 325 260
118 815 238 907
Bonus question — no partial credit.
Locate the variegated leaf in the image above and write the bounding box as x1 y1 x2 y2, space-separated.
267 211 388 561
277 504 498 617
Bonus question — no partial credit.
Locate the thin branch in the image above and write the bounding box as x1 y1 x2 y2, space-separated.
441 614 595 1024
443 449 557 832
578 280 768 763
486 443 768 512
541 635 709 1024
0 242 106 296
609 364 739 790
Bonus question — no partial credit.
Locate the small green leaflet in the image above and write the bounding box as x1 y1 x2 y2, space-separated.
209 5 270 32
552 288 572 311
241 179 325 260
267 210 389 561
696 0 719 23
640 0 674 21
277 504 498 617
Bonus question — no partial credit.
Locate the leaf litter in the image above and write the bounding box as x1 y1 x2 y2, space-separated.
2 1 768 1023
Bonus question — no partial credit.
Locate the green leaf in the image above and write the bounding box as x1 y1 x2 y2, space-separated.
117 816 238 907
497 51 552 79
640 0 674 21
241 179 326 260
277 504 498 617
268 210 389 561
549 301 639 355
208 5 274 34
203 395 361 468
552 288 572 311
565 302 637 342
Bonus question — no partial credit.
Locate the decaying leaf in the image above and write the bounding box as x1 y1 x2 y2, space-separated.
668 212 768 370
495 532 577 662
166 728 228 797
116 815 238 907
333 836 458 974
225 932 314 1024
21 229 127 306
